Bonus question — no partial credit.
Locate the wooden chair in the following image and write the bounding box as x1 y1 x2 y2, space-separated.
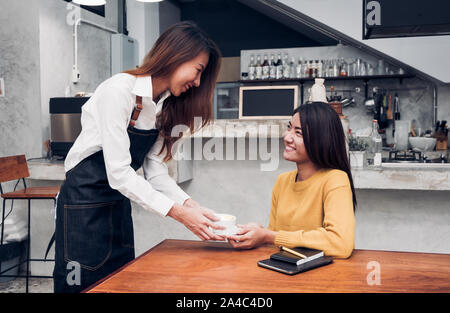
0 155 60 292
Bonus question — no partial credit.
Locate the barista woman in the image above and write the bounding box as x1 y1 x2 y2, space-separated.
53 21 223 292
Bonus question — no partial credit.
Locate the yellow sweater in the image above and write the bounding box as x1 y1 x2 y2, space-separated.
269 168 355 258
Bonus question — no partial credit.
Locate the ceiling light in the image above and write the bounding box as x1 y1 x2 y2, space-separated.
72 0 106 6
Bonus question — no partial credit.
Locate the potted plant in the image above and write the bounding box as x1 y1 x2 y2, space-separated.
349 135 369 168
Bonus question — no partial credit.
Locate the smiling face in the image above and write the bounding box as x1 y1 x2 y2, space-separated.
283 112 311 164
167 50 209 97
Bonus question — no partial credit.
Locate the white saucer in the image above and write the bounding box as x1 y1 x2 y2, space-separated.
213 225 239 237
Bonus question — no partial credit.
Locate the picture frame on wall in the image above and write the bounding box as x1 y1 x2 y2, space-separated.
0 78 5 97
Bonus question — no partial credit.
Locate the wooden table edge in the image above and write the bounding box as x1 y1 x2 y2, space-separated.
83 239 450 293
82 239 168 293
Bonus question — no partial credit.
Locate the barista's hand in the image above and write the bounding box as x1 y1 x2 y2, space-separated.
183 198 201 209
168 203 225 241
227 223 275 249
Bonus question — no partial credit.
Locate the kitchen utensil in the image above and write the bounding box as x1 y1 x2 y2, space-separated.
410 122 417 137
409 137 436 151
394 120 411 151
341 97 355 107
387 94 393 120
377 93 389 129
364 91 376 108
393 93 400 120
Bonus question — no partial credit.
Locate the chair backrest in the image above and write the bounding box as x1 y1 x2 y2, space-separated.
0 155 30 184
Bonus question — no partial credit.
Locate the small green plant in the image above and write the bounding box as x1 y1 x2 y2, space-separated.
349 136 369 151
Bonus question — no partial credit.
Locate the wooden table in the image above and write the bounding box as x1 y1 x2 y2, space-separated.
85 239 450 293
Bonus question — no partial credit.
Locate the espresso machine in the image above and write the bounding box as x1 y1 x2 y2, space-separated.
50 97 90 157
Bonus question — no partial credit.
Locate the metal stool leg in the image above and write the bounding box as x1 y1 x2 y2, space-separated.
26 199 30 293
1 198 5 245
0 198 6 276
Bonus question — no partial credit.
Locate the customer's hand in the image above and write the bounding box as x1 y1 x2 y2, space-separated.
168 203 226 241
227 223 272 249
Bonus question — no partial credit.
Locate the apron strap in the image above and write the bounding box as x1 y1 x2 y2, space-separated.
44 232 55 260
129 96 143 128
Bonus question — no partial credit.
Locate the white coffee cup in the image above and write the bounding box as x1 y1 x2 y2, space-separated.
212 213 238 236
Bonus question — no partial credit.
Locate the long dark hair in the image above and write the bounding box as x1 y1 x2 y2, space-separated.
124 21 221 161
293 102 357 211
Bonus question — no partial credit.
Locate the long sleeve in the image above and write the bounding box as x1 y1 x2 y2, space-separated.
268 178 279 231
143 135 190 205
274 185 355 258
96 82 175 217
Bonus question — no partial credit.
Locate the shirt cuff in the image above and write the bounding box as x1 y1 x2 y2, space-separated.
144 192 175 217
181 195 191 206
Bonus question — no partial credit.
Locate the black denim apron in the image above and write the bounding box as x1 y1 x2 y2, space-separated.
53 96 160 293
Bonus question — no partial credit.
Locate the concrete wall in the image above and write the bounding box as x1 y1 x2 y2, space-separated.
0 0 120 159
0 0 42 158
39 0 118 158
126 1 161 65
0 0 121 276
125 0 146 64
126 0 180 65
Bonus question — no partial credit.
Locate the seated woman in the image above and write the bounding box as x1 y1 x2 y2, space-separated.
228 102 356 258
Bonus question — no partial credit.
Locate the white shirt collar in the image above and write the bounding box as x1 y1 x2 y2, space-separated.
131 75 171 103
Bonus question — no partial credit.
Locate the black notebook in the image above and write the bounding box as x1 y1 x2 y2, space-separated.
271 247 324 265
258 256 333 275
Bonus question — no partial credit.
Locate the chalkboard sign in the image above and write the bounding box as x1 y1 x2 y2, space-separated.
239 85 299 119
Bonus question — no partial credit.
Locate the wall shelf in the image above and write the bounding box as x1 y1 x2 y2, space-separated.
238 74 415 102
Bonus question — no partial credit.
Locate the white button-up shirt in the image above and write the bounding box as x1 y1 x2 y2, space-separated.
64 73 190 216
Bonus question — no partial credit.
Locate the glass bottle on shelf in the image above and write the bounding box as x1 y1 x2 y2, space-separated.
366 62 373 76
262 54 270 80
296 58 303 78
269 54 276 79
355 58 361 76
340 59 348 77
370 119 382 166
308 60 314 78
377 59 385 75
282 53 290 79
289 57 296 78
275 53 283 79
313 60 320 78
326 60 333 77
302 59 308 78
248 55 256 80
348 60 355 76
255 55 262 80
361 61 367 76
318 60 323 77
332 59 339 77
